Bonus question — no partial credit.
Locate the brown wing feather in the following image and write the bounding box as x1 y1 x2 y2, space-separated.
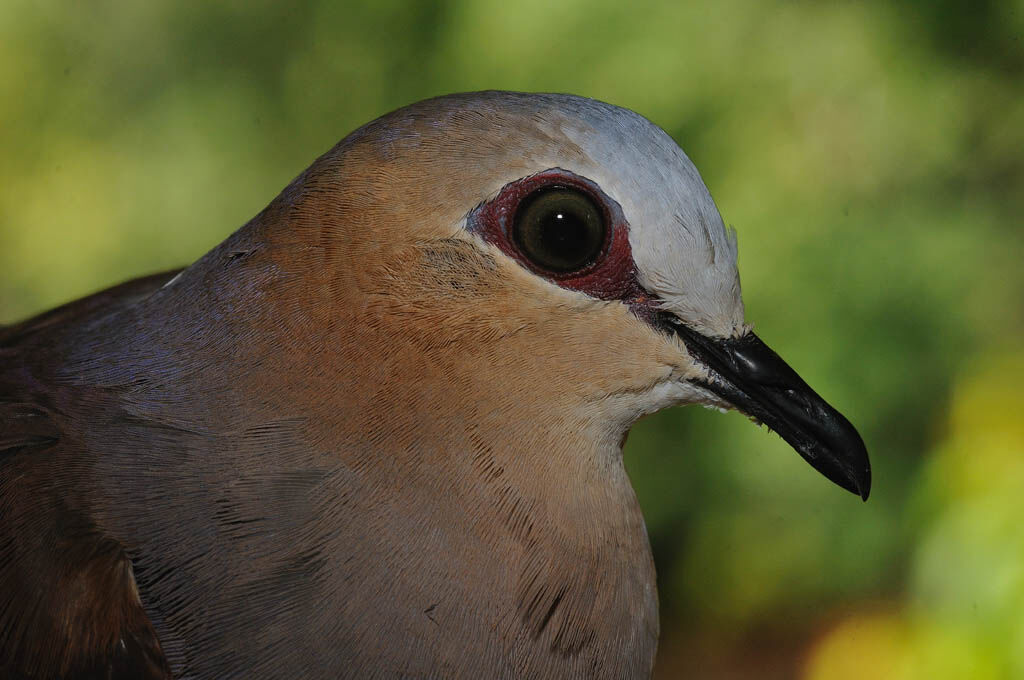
1 272 179 680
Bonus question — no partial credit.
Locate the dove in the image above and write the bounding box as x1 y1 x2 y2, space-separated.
0 91 869 679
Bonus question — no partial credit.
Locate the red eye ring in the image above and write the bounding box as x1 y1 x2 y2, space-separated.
467 168 645 303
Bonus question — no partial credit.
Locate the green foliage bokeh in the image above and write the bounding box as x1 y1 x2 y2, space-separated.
2 1 1021 677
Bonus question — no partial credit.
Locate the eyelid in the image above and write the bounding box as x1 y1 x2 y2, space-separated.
467 168 641 301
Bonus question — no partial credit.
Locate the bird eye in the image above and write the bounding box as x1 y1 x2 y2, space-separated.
512 188 607 274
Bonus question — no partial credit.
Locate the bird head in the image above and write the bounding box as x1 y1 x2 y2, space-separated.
229 90 869 500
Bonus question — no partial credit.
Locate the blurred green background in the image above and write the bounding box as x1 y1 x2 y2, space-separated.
1 0 1022 677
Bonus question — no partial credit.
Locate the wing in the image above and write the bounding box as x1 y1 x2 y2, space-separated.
0 271 180 680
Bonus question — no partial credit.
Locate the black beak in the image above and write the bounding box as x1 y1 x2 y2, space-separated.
669 320 871 500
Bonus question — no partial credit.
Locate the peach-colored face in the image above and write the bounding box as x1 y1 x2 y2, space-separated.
264 92 745 442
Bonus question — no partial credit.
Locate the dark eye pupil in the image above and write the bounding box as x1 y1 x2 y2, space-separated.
513 188 607 273
540 211 587 259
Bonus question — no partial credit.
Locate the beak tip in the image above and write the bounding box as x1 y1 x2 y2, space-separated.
811 442 871 501
856 466 872 502
838 457 871 501
825 461 870 500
